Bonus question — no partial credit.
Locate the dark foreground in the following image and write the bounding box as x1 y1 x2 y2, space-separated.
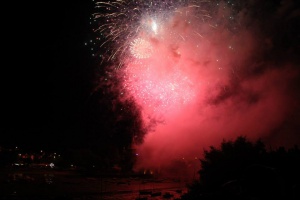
0 168 189 200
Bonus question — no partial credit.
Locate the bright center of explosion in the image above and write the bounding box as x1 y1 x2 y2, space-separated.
151 20 158 34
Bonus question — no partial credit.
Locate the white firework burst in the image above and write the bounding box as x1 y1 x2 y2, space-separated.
130 38 154 59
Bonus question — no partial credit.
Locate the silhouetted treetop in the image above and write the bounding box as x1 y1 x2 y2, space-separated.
199 136 267 190
182 136 300 200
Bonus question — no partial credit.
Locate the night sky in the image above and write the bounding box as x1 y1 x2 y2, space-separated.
1 0 300 156
2 1 95 149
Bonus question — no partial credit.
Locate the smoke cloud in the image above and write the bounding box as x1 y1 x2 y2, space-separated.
118 0 300 174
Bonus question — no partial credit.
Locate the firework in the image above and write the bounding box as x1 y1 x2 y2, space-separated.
93 0 213 120
93 0 211 62
92 0 300 174
130 38 153 59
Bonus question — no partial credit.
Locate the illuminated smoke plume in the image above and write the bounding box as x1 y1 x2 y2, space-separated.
93 0 300 175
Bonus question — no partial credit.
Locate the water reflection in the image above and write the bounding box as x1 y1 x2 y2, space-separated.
7 173 34 183
44 173 54 184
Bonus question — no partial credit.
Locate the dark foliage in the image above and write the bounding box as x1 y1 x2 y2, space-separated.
75 65 147 172
181 136 300 200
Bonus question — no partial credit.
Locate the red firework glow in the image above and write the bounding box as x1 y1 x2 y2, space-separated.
94 1 300 176
122 6 216 120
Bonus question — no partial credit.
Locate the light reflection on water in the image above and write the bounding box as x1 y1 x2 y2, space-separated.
44 173 54 184
3 171 189 200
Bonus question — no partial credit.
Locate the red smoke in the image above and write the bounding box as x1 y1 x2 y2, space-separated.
119 1 300 175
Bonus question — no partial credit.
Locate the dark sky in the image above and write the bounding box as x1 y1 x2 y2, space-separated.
2 1 95 149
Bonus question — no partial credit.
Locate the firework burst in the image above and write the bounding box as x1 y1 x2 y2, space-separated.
91 0 300 173
93 0 211 62
93 0 214 121
130 38 153 59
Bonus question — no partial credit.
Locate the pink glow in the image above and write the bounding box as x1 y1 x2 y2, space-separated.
105 2 300 175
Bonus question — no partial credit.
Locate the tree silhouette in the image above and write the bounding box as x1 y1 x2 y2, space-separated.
77 67 147 172
182 136 300 200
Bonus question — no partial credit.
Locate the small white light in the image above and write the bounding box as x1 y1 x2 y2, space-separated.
151 21 158 34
